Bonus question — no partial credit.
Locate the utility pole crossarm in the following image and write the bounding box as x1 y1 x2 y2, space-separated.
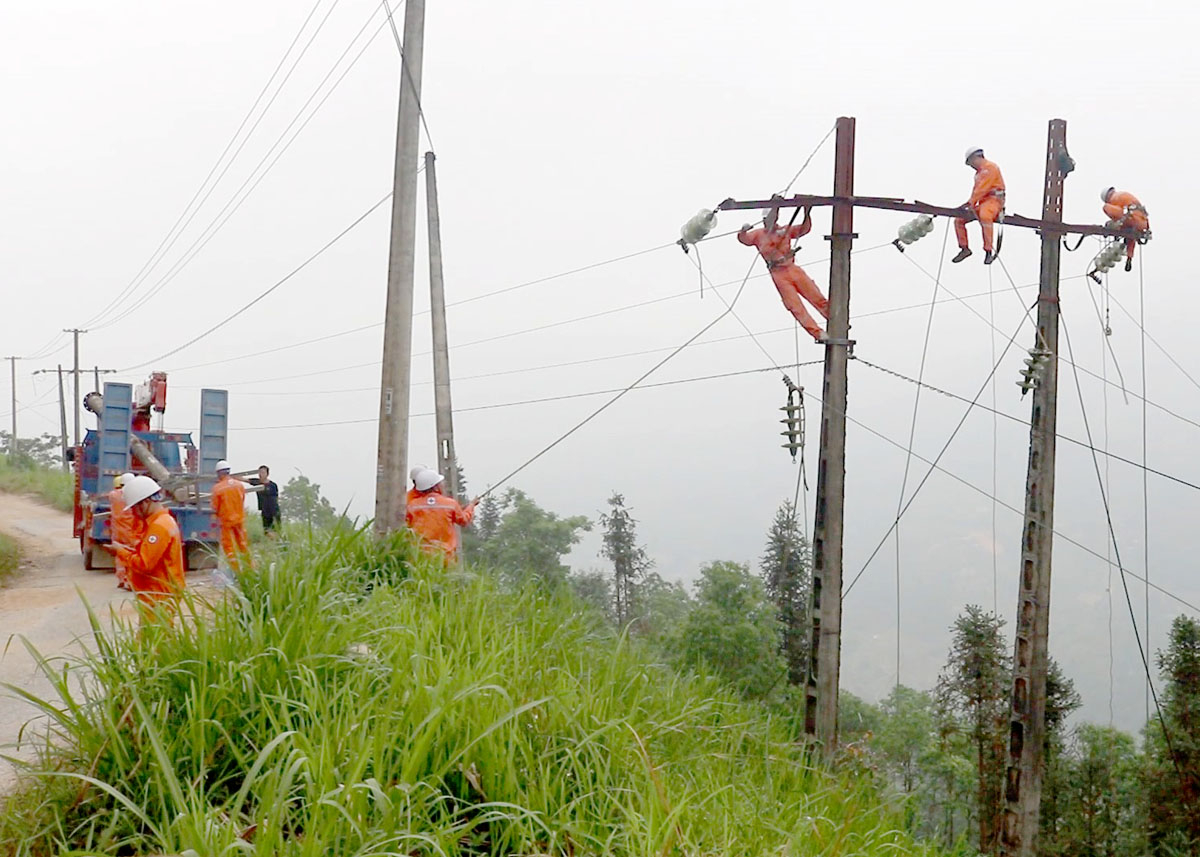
718 194 1137 240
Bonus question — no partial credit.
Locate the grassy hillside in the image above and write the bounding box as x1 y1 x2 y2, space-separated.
0 457 72 512
1 527 949 856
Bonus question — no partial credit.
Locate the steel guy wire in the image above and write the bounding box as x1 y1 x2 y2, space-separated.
83 0 336 329
779 123 836 196
844 309 1033 597
1139 252 1151 724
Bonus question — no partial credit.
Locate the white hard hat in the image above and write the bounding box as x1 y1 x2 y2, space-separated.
215 459 231 473
965 146 984 164
1100 186 1114 203
122 475 162 507
414 469 445 492
121 472 135 485
409 465 428 482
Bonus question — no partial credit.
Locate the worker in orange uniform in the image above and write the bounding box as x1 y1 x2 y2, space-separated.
101 475 185 623
738 204 829 343
953 147 1006 265
107 472 140 590
211 459 250 573
1101 187 1151 272
405 469 477 562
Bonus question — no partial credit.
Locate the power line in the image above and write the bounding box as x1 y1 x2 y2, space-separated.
118 193 394 372
855 358 1200 495
93 4 393 331
82 0 336 329
231 361 824 429
1059 308 1190 794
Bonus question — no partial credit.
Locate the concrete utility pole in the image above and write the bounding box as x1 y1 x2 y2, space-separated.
805 117 856 751
5 357 18 459
374 0 426 534
64 328 85 447
56 366 68 471
999 119 1071 857
424 150 459 499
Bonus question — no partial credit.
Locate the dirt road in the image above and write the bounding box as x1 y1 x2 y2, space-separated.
0 492 138 794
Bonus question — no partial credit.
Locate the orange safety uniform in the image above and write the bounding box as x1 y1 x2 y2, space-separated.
406 490 475 559
738 220 829 341
107 486 145 587
1103 190 1150 262
955 158 1006 253
113 506 185 614
211 476 250 572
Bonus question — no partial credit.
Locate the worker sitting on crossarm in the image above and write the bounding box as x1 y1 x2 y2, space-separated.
738 203 829 343
1101 187 1150 272
405 468 477 562
211 459 250 573
102 475 185 624
953 147 1005 265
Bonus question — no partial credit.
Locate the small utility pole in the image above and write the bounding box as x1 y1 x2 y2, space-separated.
424 150 459 499
805 116 856 752
56 366 68 471
374 0 426 534
999 119 1071 857
64 328 85 447
5 357 18 459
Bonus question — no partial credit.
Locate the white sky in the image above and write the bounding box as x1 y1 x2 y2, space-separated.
3 0 1199 733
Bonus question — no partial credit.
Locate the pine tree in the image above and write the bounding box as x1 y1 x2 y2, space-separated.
599 493 652 626
759 501 811 687
935 605 1009 856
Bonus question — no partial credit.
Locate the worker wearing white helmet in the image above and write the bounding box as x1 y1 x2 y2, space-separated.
405 469 478 561
952 146 1006 266
407 464 430 505
211 459 250 573
1099 186 1150 274
101 475 185 620
107 472 144 591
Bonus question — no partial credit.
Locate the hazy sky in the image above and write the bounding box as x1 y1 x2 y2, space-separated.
3 0 1198 733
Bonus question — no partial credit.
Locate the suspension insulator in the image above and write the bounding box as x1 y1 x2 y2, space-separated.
892 215 935 253
1091 240 1125 274
679 209 718 248
779 385 805 460
1017 348 1052 396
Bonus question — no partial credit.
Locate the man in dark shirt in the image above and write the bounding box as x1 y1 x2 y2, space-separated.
248 465 280 534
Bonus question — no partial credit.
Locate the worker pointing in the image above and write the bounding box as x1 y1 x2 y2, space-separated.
211 460 250 573
953 147 1006 265
405 468 477 562
101 475 185 624
738 203 830 343
1101 187 1150 272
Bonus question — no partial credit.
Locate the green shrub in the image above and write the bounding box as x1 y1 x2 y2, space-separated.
0 532 18 584
1 532 945 856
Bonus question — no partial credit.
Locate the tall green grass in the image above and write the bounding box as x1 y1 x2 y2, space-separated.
0 457 73 512
1 525 947 856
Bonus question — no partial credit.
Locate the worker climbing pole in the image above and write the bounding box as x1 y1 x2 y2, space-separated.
1091 187 1151 279
736 200 830 343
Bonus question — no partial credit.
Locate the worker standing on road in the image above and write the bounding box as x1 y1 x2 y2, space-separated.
405 469 477 562
1101 187 1151 272
953 147 1006 265
101 475 184 624
738 203 830 343
211 460 250 572
107 472 140 591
